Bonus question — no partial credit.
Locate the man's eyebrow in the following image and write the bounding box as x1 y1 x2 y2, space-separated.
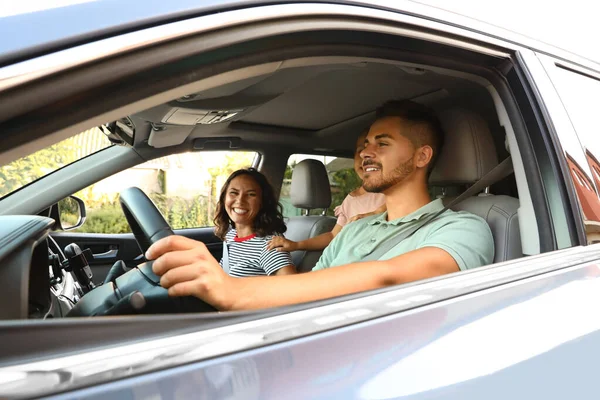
365 133 394 143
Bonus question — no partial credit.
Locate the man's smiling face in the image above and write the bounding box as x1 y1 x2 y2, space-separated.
360 116 418 193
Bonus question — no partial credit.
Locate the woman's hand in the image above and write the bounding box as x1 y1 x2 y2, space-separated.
146 235 238 310
348 212 374 223
267 236 298 252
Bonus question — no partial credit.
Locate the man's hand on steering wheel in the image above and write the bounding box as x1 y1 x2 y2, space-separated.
147 236 237 310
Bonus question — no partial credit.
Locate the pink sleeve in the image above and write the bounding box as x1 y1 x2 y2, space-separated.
335 195 351 227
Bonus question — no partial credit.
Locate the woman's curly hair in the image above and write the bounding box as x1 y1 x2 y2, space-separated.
213 168 287 240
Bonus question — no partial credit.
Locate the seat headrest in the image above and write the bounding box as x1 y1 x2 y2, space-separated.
290 159 331 209
429 108 498 185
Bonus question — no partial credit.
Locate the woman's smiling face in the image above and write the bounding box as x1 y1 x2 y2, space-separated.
224 174 262 230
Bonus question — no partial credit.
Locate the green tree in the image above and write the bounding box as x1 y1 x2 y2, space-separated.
328 168 362 214
0 129 110 198
283 162 296 180
0 140 78 196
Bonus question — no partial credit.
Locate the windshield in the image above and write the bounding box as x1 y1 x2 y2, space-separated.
0 127 112 198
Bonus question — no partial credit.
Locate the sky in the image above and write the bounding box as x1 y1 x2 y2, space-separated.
0 0 94 17
411 0 600 63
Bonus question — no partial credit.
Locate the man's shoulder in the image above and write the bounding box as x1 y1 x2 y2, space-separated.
431 208 492 235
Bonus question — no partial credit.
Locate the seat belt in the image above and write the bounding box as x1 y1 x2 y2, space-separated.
222 241 230 274
362 156 514 262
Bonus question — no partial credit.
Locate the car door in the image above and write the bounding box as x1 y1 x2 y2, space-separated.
52 150 259 281
3 2 600 400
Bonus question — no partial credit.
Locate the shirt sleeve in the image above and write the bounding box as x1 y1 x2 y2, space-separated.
416 213 495 270
259 237 294 275
312 226 345 271
335 195 352 227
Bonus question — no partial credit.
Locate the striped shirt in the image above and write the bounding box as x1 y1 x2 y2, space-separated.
220 229 293 277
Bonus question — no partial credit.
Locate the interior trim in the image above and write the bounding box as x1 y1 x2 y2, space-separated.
489 86 540 255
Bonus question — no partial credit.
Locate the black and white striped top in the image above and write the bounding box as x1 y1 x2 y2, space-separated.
220 229 293 277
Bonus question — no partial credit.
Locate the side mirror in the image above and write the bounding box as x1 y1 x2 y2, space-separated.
52 196 87 231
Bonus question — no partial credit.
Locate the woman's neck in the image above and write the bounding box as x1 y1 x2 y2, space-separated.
235 225 255 238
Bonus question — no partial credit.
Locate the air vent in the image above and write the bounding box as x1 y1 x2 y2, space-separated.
162 108 243 125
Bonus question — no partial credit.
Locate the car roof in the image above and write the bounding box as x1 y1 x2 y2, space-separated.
0 0 263 64
2 0 598 69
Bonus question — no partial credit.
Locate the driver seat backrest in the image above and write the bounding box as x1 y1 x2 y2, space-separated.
284 159 336 273
429 108 522 263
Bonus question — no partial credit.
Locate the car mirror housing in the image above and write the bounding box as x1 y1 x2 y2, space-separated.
52 195 87 231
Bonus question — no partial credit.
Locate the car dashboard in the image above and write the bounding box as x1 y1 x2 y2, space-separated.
0 216 71 319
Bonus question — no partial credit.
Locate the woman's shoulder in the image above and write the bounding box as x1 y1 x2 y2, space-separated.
224 229 236 241
256 233 281 242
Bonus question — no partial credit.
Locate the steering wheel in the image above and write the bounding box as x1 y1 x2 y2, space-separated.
67 187 216 316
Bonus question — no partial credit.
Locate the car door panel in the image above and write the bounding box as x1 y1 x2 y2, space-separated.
51 232 142 281
52 228 223 281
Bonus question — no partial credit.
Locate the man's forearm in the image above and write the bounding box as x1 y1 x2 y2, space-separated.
296 231 335 251
229 260 395 310
228 247 459 310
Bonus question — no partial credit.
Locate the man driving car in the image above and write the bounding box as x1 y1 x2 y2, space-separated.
145 100 494 310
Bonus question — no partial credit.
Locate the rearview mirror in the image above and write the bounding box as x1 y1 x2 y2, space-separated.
53 196 87 231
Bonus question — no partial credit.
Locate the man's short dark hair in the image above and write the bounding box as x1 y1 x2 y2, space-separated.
375 100 445 173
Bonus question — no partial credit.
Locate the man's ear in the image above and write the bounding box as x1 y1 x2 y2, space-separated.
415 146 434 169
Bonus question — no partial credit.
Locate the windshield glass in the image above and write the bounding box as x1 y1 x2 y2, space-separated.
0 127 112 198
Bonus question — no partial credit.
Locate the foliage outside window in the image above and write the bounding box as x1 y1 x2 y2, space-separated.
72 151 257 234
0 128 112 198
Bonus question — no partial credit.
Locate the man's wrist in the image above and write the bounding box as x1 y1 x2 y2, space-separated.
217 275 242 310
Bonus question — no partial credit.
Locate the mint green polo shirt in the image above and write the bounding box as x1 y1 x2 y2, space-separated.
313 199 494 271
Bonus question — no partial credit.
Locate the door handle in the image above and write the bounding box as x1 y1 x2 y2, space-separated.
93 247 118 259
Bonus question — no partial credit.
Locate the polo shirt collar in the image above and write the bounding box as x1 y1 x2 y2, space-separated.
368 198 445 226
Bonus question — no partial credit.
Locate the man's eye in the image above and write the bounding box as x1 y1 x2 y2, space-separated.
377 142 388 147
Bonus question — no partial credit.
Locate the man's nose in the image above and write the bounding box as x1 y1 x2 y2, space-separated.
360 144 374 159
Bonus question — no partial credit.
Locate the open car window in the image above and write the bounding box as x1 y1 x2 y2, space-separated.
0 128 112 199
71 150 258 233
